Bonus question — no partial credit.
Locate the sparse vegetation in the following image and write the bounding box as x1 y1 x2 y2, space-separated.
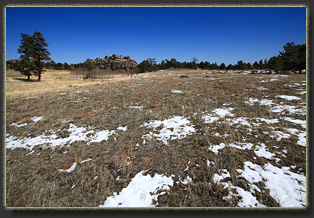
5 69 307 208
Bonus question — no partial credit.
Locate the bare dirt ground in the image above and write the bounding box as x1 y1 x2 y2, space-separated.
5 69 307 208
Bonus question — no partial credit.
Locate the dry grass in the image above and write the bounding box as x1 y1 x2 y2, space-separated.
5 69 307 208
5 69 134 97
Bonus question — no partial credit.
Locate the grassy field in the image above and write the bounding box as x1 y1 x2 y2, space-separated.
5 69 307 208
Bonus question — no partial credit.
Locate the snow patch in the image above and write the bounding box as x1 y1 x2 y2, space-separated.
171 89 184 94
31 116 43 123
141 116 196 146
99 171 174 207
59 162 77 173
209 143 225 155
213 169 264 207
6 123 120 151
213 108 234 117
237 161 306 207
284 117 306 129
277 95 301 101
254 143 275 159
129 106 144 110
245 98 273 106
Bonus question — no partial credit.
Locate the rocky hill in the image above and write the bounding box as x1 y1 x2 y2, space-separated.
91 54 137 71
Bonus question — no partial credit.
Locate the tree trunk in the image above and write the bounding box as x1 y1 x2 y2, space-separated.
38 73 41 81
27 75 30 81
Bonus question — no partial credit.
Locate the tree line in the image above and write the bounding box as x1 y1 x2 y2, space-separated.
136 42 306 74
7 59 80 71
8 31 306 82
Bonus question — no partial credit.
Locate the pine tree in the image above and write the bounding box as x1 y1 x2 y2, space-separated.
17 33 35 81
32 31 51 81
280 42 306 73
220 63 226 70
259 59 264 69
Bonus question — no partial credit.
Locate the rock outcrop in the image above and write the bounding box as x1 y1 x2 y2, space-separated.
92 54 137 71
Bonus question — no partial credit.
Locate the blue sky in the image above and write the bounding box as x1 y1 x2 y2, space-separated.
6 6 306 65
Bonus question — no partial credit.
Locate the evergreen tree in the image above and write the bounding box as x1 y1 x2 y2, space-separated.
50 60 56 69
199 61 205 69
55 63 63 70
159 60 166 69
31 31 51 81
268 55 283 72
170 58 178 69
204 61 210 69
64 62 71 70
259 60 264 69
17 33 35 81
237 60 246 70
226 64 233 70
252 61 259 69
45 61 52 69
280 42 306 73
137 60 151 73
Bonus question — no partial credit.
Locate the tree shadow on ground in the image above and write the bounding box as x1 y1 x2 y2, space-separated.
6 78 38 82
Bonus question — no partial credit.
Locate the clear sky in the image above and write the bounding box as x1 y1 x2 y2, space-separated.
6 6 306 65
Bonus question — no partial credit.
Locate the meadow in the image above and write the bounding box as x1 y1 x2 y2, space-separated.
5 69 307 208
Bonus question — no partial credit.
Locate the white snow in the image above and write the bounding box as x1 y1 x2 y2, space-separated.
128 106 144 110
31 116 43 123
141 116 196 146
10 122 28 128
80 158 92 164
297 131 306 147
6 123 119 151
245 98 273 106
213 108 234 117
58 162 77 173
284 117 306 129
89 130 116 143
213 169 230 188
202 115 219 124
229 142 254 150
272 131 291 141
99 171 174 207
277 95 301 101
10 116 43 127
285 128 299 135
260 99 274 106
227 117 251 126
237 161 306 207
213 169 264 207
117 125 127 131
271 105 305 115
209 143 225 155
254 143 275 159
171 89 184 94
255 118 279 124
